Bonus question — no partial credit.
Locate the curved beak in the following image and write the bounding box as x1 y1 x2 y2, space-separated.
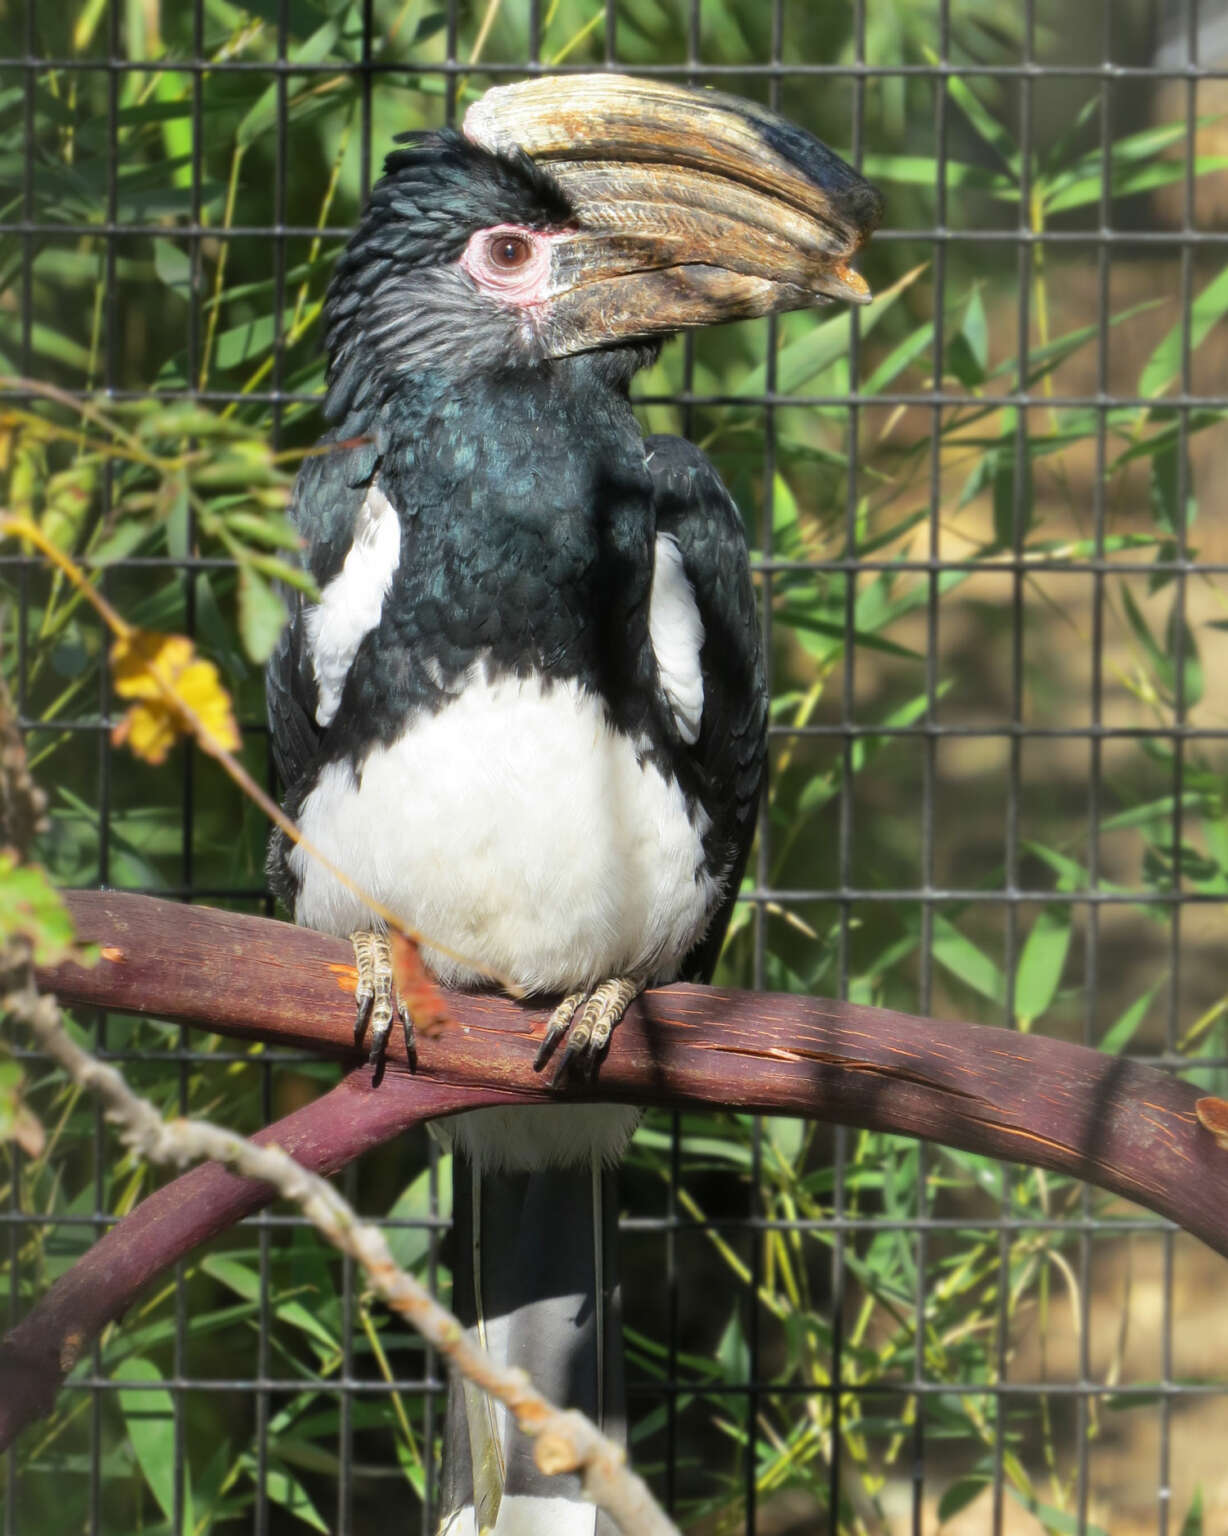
464 74 883 357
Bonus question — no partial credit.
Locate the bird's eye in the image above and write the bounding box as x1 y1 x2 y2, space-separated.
488 234 532 270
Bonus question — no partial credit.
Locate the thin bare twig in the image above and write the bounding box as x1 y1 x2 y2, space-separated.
8 981 679 1536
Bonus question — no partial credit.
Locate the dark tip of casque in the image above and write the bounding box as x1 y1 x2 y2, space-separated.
752 113 883 242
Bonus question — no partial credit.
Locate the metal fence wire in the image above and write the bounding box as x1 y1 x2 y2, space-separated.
4 0 1228 1532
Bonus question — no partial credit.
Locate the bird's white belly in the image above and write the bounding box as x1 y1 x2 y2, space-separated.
290 670 721 993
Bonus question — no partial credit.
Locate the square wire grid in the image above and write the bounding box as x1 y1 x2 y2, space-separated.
4 0 1228 1533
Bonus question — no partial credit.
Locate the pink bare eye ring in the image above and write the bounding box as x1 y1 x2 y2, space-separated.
460 224 557 306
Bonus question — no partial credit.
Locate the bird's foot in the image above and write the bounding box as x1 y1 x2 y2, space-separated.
350 928 415 1080
533 976 642 1082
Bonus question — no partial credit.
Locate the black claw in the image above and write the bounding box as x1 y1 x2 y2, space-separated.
402 1012 418 1071
549 1031 591 1087
533 1023 566 1073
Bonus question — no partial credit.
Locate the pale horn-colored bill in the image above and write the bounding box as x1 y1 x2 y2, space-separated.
463 72 882 278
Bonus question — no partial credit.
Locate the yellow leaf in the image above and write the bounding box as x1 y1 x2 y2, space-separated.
110 630 241 764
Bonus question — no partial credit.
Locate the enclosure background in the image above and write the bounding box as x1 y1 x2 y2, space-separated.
4 0 1228 1533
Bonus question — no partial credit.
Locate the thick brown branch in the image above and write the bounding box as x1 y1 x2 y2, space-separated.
0 1062 504 1451
5 888 1227 1452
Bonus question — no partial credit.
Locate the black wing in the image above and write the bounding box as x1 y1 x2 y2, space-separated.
646 434 768 984
265 434 380 794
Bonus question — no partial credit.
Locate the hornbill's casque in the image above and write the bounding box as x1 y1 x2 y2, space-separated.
266 74 881 1535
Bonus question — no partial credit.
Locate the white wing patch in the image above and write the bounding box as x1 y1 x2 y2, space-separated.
304 483 401 728
649 532 705 745
439 1497 596 1534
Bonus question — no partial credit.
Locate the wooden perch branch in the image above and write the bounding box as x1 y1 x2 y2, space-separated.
4 888 1228 1453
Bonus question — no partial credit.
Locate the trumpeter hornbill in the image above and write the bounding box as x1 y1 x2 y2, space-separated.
266 73 880 1535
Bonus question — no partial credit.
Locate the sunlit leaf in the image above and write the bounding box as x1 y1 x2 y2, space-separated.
931 915 1005 1006
1139 263 1228 398
0 1057 47 1157
236 20 343 149
0 852 79 966
1014 904 1071 1025
111 629 241 763
1008 1487 1111 1536
202 1255 340 1354
1099 985 1161 1055
1046 154 1228 214
237 564 287 663
737 264 925 399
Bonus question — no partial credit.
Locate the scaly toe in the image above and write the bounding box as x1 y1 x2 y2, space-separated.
587 977 640 1056
351 930 376 1047
540 976 642 1084
349 928 408 1081
534 991 583 1072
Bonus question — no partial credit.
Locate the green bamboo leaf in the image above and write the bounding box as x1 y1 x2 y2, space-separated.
1120 584 1168 678
236 20 343 149
1140 264 1228 398
775 608 923 660
1148 439 1196 536
245 1458 328 1532
153 238 192 298
861 317 934 396
385 1161 451 1272
962 285 988 371
1014 904 1071 1025
937 1475 989 1522
737 264 925 399
237 563 289 663
1045 155 1228 214
73 0 109 49
986 298 1164 388
1049 117 1221 197
1165 602 1203 709
213 308 299 371
0 312 93 370
926 52 1019 171
202 1256 339 1353
240 551 318 594
859 154 1010 194
931 915 1005 1006
991 415 1032 548
1098 985 1161 1054
1008 1487 1111 1536
1101 792 1204 834
1179 1488 1204 1536
1108 408 1225 471
223 508 304 552
850 681 953 775
118 1356 192 1529
1040 94 1101 179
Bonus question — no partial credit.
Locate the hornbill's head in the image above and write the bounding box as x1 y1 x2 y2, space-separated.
324 74 882 425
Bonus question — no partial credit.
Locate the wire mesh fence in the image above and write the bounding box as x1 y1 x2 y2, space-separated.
4 0 1228 1532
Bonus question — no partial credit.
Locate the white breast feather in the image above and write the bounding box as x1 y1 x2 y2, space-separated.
649 533 704 745
304 483 401 728
289 670 721 994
